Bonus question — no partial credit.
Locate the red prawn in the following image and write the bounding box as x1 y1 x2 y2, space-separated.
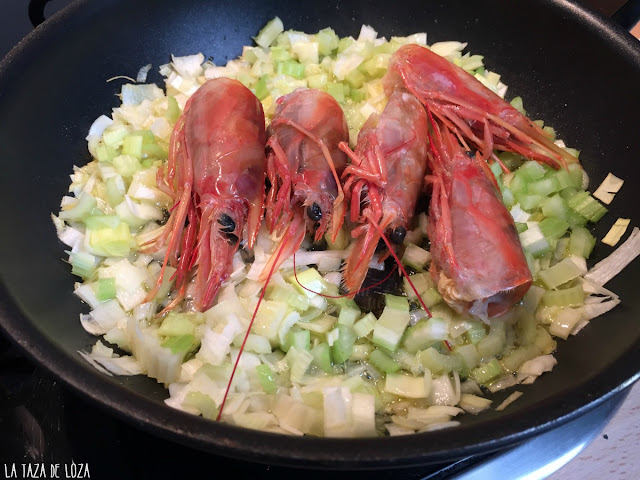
340 91 430 295
258 88 349 280
383 44 577 169
143 77 267 313
425 114 533 319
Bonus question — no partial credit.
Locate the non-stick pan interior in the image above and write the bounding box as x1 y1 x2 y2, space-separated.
0 0 639 468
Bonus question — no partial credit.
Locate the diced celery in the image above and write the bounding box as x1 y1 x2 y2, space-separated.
311 342 332 373
553 168 573 190
359 54 389 78
470 358 503 384
256 364 278 394
277 60 305 79
166 96 180 123
402 244 431 272
508 172 528 194
345 69 366 89
113 154 142 179
543 125 556 140
70 251 97 279
420 288 443 308
529 177 561 197
254 17 284 48
541 285 584 308
326 82 346 102
59 191 98 222
534 327 557 355
515 193 544 211
454 343 480 370
337 37 354 53
122 134 143 159
87 221 133 257
95 144 118 163
568 226 596 259
372 306 411 352
538 257 584 289
284 329 311 352
270 46 292 62
159 312 196 337
541 194 569 220
350 88 367 102
403 273 431 301
307 73 328 89
477 320 506 358
105 176 125 207
539 217 569 240
465 321 487 344
253 75 269 100
501 186 515 208
517 161 547 181
385 294 409 312
161 334 197 354
368 349 401 374
331 325 357 364
402 317 449 353
516 309 538 346
353 312 376 338
102 125 129 149
567 164 584 189
183 391 217 420
317 28 339 56
515 222 528 233
96 277 116 301
501 344 542 372
510 96 526 115
338 305 360 327
567 191 607 222
417 347 463 375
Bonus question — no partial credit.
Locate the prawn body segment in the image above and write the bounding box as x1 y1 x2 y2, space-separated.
426 121 532 319
341 91 429 294
260 88 349 281
383 44 577 168
145 78 266 312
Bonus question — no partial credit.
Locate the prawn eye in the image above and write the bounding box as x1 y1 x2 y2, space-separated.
307 203 322 222
390 226 406 245
218 214 236 233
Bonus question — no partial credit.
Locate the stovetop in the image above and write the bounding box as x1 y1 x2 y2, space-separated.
0 1 634 478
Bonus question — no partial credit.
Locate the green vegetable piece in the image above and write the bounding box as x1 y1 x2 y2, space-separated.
331 324 357 364
276 60 305 79
541 284 585 308
253 17 284 48
402 317 448 353
253 75 269 100
161 334 197 354
166 96 181 124
183 391 218 420
368 349 401 374
256 364 278 394
158 312 196 337
510 96 526 115
311 342 332 373
471 358 504 384
417 346 463 375
70 251 96 279
539 216 569 240
384 294 409 312
96 277 116 301
113 154 142 179
372 305 410 352
59 191 98 222
317 28 339 56
122 134 143 159
568 226 596 259
283 329 311 352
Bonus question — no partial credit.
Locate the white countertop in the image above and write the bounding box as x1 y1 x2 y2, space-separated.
548 380 640 479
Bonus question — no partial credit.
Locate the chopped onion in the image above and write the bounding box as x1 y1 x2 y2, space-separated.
495 391 523 411
584 227 640 286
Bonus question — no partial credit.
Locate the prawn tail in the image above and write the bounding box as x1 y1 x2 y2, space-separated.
258 210 306 283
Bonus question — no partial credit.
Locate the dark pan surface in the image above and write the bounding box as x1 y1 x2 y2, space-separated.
1 0 639 469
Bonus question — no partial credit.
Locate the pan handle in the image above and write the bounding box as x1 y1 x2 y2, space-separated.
612 0 640 30
28 0 53 28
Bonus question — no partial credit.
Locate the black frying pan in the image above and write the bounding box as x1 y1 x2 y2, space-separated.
1 0 639 470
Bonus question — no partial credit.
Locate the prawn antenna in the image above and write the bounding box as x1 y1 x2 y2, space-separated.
216 236 289 421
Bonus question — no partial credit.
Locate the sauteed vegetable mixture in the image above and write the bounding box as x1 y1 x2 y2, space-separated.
52 19 640 437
